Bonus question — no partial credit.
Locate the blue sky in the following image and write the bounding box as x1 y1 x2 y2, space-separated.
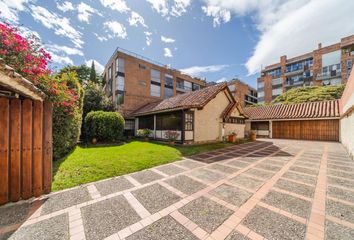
1 0 354 88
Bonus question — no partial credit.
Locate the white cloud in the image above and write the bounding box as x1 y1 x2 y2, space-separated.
164 47 173 58
202 0 354 75
94 32 108 42
104 21 127 39
77 2 102 23
56 1 74 12
49 52 74 65
201 5 231 27
85 59 104 74
146 0 191 18
0 0 30 23
180 64 229 76
161 36 175 43
99 0 129 13
144 31 152 46
30 6 84 48
46 44 84 56
128 11 147 28
216 77 228 83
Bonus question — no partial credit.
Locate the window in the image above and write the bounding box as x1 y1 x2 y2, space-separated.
151 69 161 97
258 81 264 89
347 59 353 73
192 83 200 91
115 91 124 105
223 117 245 124
266 68 281 77
116 76 124 91
115 58 124 73
138 116 154 129
124 120 135 130
139 64 147 70
156 113 182 130
108 66 112 80
258 91 264 98
272 78 282 85
184 81 192 91
184 112 193 131
176 78 184 89
164 74 173 99
272 88 282 96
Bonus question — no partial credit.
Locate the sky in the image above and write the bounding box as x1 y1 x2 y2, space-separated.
1 0 354 88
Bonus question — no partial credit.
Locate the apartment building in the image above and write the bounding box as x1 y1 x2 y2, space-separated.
227 79 257 107
258 35 354 104
103 48 207 131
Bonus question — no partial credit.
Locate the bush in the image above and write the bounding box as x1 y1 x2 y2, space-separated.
52 71 84 160
137 129 152 138
84 111 124 142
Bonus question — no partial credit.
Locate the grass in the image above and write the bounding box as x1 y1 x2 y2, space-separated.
52 139 248 191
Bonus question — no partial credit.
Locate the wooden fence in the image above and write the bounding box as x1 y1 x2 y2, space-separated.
0 97 52 205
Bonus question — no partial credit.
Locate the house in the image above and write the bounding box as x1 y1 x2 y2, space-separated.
244 100 340 141
132 83 247 143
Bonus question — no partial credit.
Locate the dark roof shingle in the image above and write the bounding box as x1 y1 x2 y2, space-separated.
244 100 340 120
133 83 229 116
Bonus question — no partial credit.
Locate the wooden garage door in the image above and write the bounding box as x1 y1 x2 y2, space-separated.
272 120 339 141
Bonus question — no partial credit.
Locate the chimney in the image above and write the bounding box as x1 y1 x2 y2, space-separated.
318 43 322 49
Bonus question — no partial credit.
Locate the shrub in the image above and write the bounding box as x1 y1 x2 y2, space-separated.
137 129 152 138
84 111 124 142
164 130 180 141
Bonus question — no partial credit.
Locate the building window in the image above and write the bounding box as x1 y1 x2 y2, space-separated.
164 74 173 99
115 91 124 105
156 113 182 130
151 69 161 97
347 59 353 76
115 58 124 73
116 76 124 91
192 83 200 91
272 88 282 96
138 115 154 129
124 120 135 130
272 78 282 85
176 78 184 89
266 68 281 77
108 66 112 80
184 112 193 131
258 91 264 98
139 64 147 70
257 81 264 90
223 117 245 124
184 81 192 91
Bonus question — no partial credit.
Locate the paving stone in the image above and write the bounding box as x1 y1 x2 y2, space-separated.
282 171 317 185
262 190 311 219
289 166 318 176
228 160 250 168
175 160 205 169
126 216 198 240
328 176 354 189
292 161 319 169
0 202 30 227
328 186 354 203
328 169 354 180
130 170 164 184
95 177 134 196
238 157 258 163
207 163 239 174
81 195 141 240
325 220 354 240
210 184 252 207
6 213 69 240
244 168 275 179
328 164 354 172
230 174 265 191
41 187 91 215
263 160 286 166
179 197 233 233
156 164 185 176
226 231 251 240
189 168 224 183
275 179 315 198
132 183 181 214
256 163 282 172
328 161 354 168
326 199 354 224
242 206 306 240
165 175 207 195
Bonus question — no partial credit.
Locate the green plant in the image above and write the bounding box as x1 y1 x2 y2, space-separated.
84 111 124 142
137 129 152 138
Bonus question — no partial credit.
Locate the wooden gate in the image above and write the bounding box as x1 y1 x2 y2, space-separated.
0 98 52 205
272 120 339 141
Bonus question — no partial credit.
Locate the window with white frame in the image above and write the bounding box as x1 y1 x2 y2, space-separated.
272 88 282 96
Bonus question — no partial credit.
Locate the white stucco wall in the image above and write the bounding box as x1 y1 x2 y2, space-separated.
340 111 354 158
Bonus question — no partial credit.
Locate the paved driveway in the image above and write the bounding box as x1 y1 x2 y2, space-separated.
1 139 354 240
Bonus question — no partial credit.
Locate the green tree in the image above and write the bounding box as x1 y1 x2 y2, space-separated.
89 61 97 83
59 65 91 85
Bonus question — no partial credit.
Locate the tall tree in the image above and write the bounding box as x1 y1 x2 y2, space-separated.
59 65 91 85
89 61 97 83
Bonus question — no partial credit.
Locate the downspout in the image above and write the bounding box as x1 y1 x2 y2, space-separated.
154 114 156 139
181 110 185 144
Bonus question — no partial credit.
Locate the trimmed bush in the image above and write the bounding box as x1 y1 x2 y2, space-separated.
85 111 124 142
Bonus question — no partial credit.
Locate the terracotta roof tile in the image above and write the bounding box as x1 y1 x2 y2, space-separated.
244 100 340 120
133 83 229 116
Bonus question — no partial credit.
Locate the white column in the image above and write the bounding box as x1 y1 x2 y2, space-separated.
269 120 273 138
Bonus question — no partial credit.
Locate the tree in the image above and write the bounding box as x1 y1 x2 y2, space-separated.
59 65 91 85
89 61 97 82
273 85 345 104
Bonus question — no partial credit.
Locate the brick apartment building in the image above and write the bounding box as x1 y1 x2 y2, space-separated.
227 79 257 107
258 35 354 104
103 48 207 132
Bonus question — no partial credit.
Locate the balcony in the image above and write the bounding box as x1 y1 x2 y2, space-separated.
176 84 192 92
316 70 342 80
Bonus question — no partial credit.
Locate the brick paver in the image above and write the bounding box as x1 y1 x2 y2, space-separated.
0 139 353 240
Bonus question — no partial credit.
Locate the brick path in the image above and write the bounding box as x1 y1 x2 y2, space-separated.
1 139 354 240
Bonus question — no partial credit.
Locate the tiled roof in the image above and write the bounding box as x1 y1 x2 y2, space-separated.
133 83 229 116
244 100 340 120
0 58 46 101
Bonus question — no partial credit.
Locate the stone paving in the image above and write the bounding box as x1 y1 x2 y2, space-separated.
1 139 354 240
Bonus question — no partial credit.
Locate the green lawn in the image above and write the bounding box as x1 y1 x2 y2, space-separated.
52 140 247 191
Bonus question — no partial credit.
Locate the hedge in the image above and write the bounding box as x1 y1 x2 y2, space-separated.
84 111 125 142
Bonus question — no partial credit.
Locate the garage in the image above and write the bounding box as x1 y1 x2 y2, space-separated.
245 100 340 142
272 119 339 141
